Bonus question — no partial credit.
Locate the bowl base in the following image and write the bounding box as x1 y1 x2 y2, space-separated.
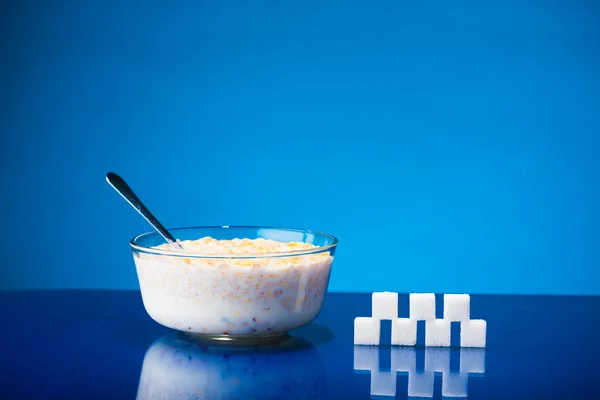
183 331 289 346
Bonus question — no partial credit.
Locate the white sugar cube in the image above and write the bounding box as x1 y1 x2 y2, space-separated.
424 347 450 372
461 319 487 348
372 292 398 320
425 319 451 347
354 317 380 345
443 294 470 321
408 371 434 398
371 371 397 397
354 345 379 371
391 347 416 372
460 348 486 374
410 293 436 320
391 318 417 346
442 373 468 397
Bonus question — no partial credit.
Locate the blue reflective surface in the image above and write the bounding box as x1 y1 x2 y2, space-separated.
0 291 598 399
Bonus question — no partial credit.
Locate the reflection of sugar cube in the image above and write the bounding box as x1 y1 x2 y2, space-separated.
410 293 436 320
354 317 380 345
408 371 434 398
372 292 398 320
460 348 485 374
425 347 450 373
425 319 451 347
353 345 379 371
443 294 470 321
371 371 396 397
461 319 487 348
391 318 417 346
442 373 468 397
391 346 416 372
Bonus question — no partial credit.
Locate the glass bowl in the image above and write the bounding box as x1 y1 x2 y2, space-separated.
130 226 338 343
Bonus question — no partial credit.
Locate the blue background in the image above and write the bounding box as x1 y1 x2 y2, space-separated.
1 0 598 294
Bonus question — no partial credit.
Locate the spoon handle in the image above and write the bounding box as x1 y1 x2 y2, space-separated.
106 172 183 249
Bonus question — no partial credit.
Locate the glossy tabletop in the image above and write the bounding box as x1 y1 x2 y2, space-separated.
1 291 598 399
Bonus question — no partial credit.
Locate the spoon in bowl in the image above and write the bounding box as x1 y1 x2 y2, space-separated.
106 172 184 250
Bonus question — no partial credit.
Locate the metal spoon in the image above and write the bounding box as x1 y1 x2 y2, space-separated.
106 172 184 250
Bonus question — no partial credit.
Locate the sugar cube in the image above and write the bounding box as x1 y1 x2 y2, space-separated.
460 319 487 348
460 348 485 374
391 318 417 346
410 293 436 320
408 371 434 398
442 373 468 397
371 371 397 397
443 294 470 321
425 319 451 347
354 345 379 371
424 347 450 373
391 346 416 372
354 317 380 345
372 292 398 320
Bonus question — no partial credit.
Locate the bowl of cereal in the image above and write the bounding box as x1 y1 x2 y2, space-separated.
130 226 337 343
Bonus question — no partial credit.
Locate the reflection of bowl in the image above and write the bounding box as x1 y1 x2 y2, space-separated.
130 226 337 341
136 333 328 399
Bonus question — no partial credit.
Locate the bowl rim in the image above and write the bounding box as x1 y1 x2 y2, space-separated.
130 225 338 259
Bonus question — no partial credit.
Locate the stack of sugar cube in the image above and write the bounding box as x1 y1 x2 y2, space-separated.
354 292 486 347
